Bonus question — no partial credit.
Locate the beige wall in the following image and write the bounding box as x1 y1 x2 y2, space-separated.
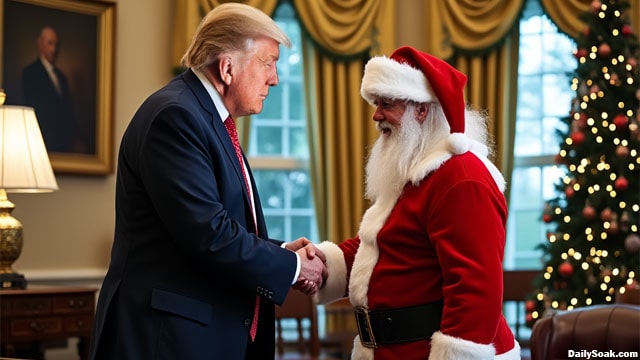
12 0 175 283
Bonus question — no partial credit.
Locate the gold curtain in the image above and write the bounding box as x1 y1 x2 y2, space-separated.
302 43 376 243
423 0 524 59
540 0 639 39
292 0 382 56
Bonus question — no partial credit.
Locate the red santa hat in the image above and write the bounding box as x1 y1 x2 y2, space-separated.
360 46 468 134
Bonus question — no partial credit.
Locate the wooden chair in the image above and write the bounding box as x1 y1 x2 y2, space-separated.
275 291 341 360
320 298 357 360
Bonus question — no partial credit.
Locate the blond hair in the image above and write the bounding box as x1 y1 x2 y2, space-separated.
181 3 291 70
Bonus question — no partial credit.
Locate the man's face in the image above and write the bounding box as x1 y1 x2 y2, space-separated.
364 101 425 200
226 36 280 117
371 97 408 135
37 27 59 64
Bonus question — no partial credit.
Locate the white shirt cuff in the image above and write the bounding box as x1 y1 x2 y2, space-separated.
282 242 301 285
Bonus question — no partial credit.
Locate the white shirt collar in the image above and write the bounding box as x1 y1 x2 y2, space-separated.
192 68 229 123
39 55 55 73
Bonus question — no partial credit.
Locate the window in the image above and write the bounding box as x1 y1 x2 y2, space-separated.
248 0 325 340
248 2 318 243
506 0 576 270
504 0 577 344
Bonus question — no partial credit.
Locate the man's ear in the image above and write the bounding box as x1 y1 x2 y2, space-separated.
219 56 233 86
416 102 429 124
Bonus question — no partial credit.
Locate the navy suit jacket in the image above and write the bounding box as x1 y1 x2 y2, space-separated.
90 69 297 360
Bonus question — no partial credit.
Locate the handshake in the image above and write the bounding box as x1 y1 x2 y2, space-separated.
285 238 328 295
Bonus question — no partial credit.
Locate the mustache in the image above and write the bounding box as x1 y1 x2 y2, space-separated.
376 121 394 132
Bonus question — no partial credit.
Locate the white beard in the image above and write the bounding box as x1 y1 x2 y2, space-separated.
365 110 425 202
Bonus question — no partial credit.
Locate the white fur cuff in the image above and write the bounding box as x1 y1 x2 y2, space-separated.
314 241 348 304
429 331 495 360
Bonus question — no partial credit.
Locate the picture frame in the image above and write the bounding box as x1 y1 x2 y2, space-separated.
1 0 115 175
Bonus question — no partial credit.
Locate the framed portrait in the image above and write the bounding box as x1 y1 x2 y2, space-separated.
1 0 115 175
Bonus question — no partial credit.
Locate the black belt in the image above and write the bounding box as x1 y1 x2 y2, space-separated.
354 300 443 348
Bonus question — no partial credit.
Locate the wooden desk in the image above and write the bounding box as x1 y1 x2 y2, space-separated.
0 286 97 360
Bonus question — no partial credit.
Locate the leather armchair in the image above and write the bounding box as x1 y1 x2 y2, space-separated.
530 304 640 360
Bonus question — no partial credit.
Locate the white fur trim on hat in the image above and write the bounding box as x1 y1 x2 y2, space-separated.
360 56 436 105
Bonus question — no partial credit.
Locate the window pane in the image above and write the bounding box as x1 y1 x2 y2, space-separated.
291 215 312 238
254 170 285 209
542 74 572 116
516 75 542 118
255 126 283 156
289 170 312 208
265 215 285 239
507 0 575 271
519 35 543 74
289 127 308 159
514 118 542 156
542 165 565 199
289 82 305 120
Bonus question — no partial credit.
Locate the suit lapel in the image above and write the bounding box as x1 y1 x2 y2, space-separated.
181 69 258 232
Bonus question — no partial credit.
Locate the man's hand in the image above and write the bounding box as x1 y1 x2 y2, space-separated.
286 237 327 263
294 247 327 295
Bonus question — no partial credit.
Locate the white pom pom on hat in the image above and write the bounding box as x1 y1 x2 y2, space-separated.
360 46 468 134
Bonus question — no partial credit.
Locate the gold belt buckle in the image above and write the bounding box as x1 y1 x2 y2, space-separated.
354 306 377 348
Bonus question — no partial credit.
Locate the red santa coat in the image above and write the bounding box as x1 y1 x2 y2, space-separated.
317 134 520 360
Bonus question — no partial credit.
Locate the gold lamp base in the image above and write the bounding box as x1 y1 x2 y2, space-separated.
0 272 27 289
0 189 27 289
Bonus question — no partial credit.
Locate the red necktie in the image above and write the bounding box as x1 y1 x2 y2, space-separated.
224 116 260 342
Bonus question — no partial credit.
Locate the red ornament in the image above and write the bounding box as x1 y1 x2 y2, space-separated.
565 187 575 198
543 214 553 223
622 24 633 36
598 43 611 57
526 313 533 323
577 112 588 129
615 176 629 191
591 0 602 12
525 300 536 312
574 48 588 59
559 261 574 278
583 205 596 219
616 145 630 157
570 131 585 145
613 114 628 129
601 208 613 221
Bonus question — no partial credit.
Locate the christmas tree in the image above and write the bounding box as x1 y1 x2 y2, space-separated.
525 0 640 327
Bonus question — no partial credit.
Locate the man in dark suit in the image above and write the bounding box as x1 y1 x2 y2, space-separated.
22 26 77 153
89 3 326 360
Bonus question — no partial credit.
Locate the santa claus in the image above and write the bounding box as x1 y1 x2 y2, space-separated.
315 46 521 359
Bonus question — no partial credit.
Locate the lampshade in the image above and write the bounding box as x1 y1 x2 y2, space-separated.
1 105 58 192
0 103 58 289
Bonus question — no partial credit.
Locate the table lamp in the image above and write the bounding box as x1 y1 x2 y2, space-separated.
0 90 58 289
